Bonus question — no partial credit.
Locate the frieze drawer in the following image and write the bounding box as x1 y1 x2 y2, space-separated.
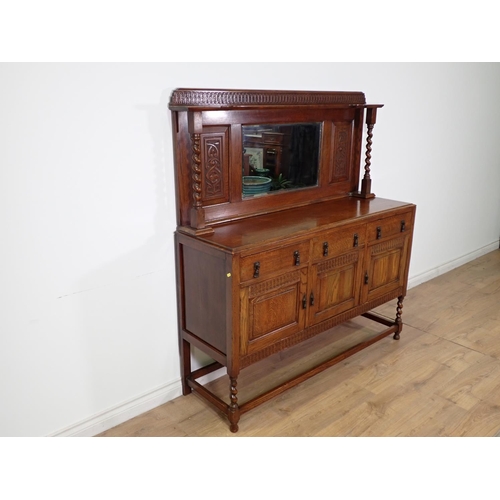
367 211 413 243
311 223 366 261
240 240 310 282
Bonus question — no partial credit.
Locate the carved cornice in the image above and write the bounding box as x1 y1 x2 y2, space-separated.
169 89 366 109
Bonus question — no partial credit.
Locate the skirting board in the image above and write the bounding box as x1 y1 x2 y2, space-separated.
49 240 499 437
407 241 499 290
49 379 183 437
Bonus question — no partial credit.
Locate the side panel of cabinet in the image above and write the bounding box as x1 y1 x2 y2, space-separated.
362 235 410 303
308 250 364 325
178 238 230 354
240 269 307 356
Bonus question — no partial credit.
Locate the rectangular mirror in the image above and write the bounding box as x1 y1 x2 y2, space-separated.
242 123 321 197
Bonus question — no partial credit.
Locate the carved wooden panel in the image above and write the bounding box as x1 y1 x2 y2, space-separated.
363 235 408 302
200 128 229 206
330 121 353 184
309 250 363 324
240 269 307 356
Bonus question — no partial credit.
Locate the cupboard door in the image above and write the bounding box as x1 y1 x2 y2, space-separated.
308 250 363 325
240 269 307 356
362 235 409 302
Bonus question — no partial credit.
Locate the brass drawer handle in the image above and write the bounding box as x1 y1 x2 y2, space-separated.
353 233 359 247
364 272 369 285
323 242 329 257
401 220 406 232
376 226 382 239
253 261 260 278
302 294 307 309
310 291 315 306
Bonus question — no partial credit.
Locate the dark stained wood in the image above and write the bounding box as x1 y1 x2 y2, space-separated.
169 89 415 432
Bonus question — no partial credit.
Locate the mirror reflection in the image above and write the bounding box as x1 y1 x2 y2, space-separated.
242 123 321 197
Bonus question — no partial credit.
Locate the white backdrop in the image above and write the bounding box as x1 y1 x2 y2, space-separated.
1 62 500 436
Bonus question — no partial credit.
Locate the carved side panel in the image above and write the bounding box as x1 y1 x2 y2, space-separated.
330 122 353 184
200 127 229 206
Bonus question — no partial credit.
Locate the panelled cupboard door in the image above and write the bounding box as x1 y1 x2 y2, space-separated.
362 234 410 302
308 249 364 325
240 268 308 356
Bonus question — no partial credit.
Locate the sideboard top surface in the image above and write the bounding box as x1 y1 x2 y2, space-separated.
182 197 415 252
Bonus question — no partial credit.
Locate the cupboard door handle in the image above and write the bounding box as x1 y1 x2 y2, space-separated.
364 272 369 285
302 294 307 309
253 261 260 278
294 251 300 266
376 226 382 239
353 233 358 247
310 292 315 306
401 220 406 232
323 242 329 256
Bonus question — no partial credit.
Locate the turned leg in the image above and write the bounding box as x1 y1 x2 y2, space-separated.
180 339 192 395
394 295 404 340
228 376 240 433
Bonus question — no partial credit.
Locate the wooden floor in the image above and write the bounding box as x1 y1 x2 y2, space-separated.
98 250 500 437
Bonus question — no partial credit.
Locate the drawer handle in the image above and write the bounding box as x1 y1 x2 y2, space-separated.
364 272 369 285
353 233 359 247
376 226 382 239
310 291 315 306
253 261 260 278
401 220 406 232
294 251 300 266
302 294 307 309
323 242 329 257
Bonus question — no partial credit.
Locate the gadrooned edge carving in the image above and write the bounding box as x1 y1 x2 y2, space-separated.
169 89 366 108
316 251 359 274
241 288 402 368
249 270 301 297
371 236 406 255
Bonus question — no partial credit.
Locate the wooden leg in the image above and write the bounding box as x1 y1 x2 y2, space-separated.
394 295 404 340
180 339 192 395
228 376 240 433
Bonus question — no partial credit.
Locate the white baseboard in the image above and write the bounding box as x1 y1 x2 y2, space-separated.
407 241 499 290
49 379 183 437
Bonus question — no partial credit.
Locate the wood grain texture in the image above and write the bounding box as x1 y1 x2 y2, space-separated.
98 250 500 437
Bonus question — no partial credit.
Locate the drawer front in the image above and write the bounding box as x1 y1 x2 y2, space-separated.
311 224 366 261
240 241 310 282
367 211 413 243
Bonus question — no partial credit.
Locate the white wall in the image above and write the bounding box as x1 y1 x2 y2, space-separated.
1 63 499 436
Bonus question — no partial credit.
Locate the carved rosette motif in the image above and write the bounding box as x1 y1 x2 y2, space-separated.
204 139 222 199
191 133 202 208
